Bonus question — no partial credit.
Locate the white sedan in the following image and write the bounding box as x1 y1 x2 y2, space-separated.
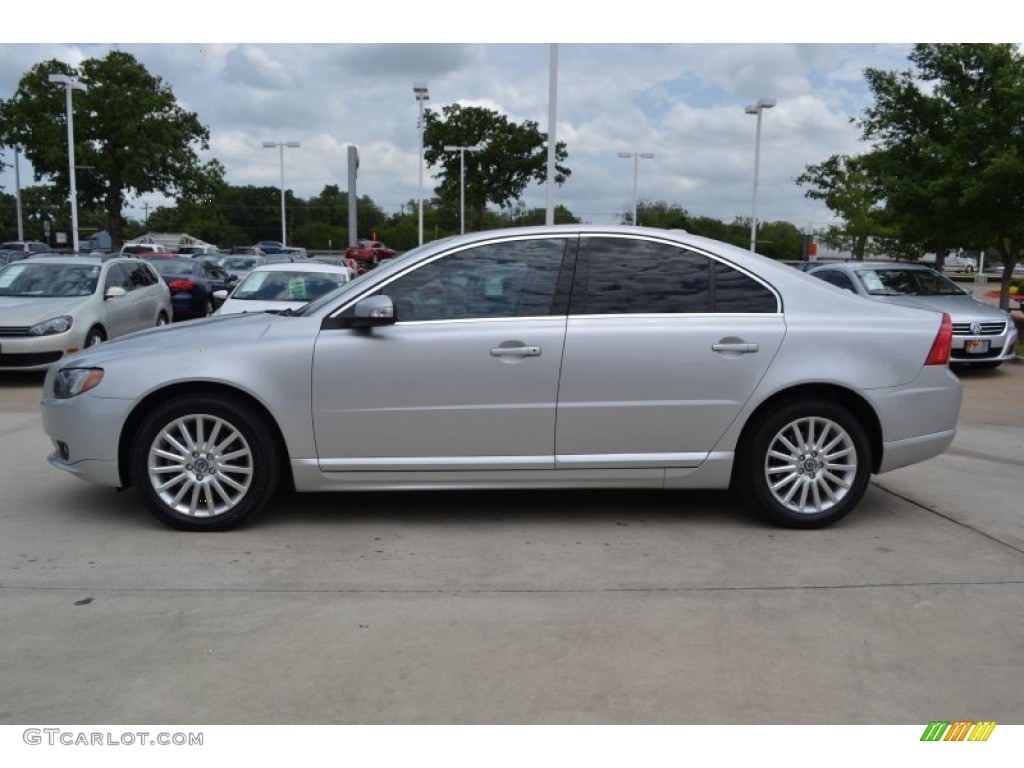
212 262 356 315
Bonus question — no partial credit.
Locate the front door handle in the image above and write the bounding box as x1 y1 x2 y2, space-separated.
490 345 541 357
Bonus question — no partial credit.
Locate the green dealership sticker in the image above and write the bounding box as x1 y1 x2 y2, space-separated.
288 277 306 301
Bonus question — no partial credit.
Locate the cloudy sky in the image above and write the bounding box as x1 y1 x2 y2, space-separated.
0 6 1007 234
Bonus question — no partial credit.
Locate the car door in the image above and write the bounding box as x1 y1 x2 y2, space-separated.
99 263 138 338
311 236 575 472
554 235 785 470
121 260 161 330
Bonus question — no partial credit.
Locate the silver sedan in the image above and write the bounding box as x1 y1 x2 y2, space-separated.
40 226 962 531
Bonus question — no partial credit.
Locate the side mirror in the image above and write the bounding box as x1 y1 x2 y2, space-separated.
345 295 396 329
104 286 127 300
213 289 228 301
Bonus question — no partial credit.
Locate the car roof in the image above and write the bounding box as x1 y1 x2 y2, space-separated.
244 262 352 275
20 255 106 265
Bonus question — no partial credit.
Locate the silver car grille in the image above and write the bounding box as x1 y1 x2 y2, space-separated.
952 321 1006 336
0 326 32 337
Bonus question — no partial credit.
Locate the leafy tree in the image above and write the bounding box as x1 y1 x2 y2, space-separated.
502 201 580 227
422 104 570 232
0 51 220 251
796 155 888 260
857 44 1024 308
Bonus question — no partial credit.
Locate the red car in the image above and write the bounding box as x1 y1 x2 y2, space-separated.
345 239 397 265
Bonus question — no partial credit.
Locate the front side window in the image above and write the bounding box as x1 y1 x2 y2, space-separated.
380 238 568 322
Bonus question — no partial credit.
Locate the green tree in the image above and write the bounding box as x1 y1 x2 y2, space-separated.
422 104 570 232
796 155 888 260
857 43 1024 308
0 51 220 251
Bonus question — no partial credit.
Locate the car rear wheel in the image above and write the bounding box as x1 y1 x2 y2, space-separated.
156 312 169 327
130 395 279 531
740 399 871 528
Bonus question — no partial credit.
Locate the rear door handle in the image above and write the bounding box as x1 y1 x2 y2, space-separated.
490 345 541 357
712 342 759 354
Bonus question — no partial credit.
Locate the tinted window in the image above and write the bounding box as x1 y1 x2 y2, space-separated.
124 262 156 289
381 238 567 322
813 269 857 293
712 262 779 312
104 263 132 290
575 238 709 314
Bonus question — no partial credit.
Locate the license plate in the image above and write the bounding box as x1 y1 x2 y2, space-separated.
965 339 990 354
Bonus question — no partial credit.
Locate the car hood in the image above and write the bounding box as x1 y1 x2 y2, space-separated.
0 296 92 325
871 293 1009 321
52 312 278 369
215 298 308 315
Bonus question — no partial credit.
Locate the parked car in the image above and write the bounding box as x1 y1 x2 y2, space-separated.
262 253 297 264
40 225 962 532
346 239 397 265
255 241 284 255
229 246 265 256
121 243 170 257
176 244 220 257
278 246 308 259
0 256 170 371
141 256 236 320
942 254 978 273
0 240 50 256
217 255 267 281
807 261 1017 368
213 262 356 315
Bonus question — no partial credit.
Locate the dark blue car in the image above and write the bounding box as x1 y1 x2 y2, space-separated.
142 256 236 320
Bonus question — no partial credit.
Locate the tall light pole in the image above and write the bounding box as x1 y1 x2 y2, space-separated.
617 151 655 226
413 82 429 246
745 97 776 252
442 144 483 234
263 141 300 246
48 73 88 252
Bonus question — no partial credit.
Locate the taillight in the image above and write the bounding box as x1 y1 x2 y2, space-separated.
925 313 952 366
168 279 196 292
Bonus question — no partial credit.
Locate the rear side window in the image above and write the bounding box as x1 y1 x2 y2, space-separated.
572 237 777 314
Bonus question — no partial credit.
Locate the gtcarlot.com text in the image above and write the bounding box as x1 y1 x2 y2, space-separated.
23 729 203 746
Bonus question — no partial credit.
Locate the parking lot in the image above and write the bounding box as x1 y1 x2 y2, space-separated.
0 361 1022 725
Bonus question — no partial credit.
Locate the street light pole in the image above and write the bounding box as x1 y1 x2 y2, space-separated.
745 97 776 252
443 144 483 234
413 82 430 246
263 141 300 246
48 73 88 252
617 151 654 226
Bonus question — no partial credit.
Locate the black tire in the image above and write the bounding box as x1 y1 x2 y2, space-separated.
156 312 169 327
739 398 872 529
129 395 280 531
202 299 214 317
85 326 106 347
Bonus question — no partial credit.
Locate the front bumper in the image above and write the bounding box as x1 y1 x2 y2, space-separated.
41 378 135 488
0 331 87 371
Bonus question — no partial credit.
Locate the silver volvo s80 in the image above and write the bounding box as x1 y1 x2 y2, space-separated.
41 226 962 531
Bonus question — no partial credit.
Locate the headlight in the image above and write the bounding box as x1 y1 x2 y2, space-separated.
30 315 73 336
53 368 104 399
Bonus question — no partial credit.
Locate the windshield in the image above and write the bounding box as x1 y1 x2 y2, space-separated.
0 263 101 297
855 268 967 296
146 259 194 276
231 270 351 303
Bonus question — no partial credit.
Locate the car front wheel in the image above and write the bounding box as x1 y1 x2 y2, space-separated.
130 395 279 531
740 399 871 528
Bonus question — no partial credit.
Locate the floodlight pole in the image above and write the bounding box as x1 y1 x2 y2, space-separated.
48 74 88 252
263 141 300 246
414 82 430 246
745 98 776 252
